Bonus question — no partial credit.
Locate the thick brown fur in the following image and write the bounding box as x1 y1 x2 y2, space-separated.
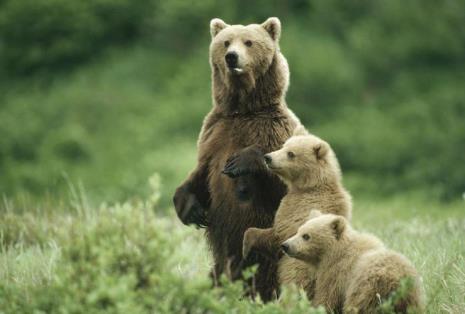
242 133 352 299
173 17 302 301
282 212 424 313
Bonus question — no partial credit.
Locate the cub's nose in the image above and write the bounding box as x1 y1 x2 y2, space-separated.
281 242 290 253
264 154 272 165
225 51 238 67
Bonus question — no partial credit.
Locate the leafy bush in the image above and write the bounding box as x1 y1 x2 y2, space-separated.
0 0 465 202
1 177 465 313
0 0 154 75
0 176 326 313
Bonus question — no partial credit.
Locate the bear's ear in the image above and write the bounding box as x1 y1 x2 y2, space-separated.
313 142 329 160
261 17 281 42
330 217 345 240
308 209 322 220
210 18 229 38
292 125 309 137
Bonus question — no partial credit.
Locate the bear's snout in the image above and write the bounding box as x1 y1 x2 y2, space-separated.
281 242 290 254
264 154 272 165
225 51 238 68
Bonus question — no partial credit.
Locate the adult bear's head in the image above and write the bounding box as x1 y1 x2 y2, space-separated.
209 18 289 112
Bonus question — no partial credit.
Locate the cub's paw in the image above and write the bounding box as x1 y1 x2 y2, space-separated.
222 146 265 178
242 228 259 259
173 185 208 228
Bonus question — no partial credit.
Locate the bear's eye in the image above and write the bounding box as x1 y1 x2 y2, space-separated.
287 151 295 159
224 41 230 47
302 234 310 241
244 40 253 47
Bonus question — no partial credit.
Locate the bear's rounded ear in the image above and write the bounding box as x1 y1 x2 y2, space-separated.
308 209 322 220
292 125 309 137
210 18 229 38
261 17 281 42
330 217 345 240
314 141 329 160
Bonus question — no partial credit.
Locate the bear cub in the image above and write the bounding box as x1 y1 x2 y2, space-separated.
242 131 352 296
282 211 423 313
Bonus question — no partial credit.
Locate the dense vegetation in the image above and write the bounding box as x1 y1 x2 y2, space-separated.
1 0 464 206
1 180 464 313
0 1 464 312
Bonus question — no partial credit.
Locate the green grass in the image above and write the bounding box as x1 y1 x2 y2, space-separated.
0 179 463 313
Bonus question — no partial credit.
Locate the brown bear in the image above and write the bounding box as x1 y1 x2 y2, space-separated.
282 211 424 313
173 17 303 301
242 133 352 298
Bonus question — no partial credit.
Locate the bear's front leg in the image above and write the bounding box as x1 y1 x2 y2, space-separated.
173 165 210 228
173 184 208 227
243 227 278 260
222 144 268 178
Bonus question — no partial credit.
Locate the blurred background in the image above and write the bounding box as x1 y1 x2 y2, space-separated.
1 0 464 210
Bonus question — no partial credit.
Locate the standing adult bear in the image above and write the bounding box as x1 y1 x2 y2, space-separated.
173 17 303 301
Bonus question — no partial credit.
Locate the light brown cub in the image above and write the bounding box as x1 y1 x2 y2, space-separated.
282 211 424 313
242 132 352 297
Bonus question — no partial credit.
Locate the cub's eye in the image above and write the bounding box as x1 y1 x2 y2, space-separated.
244 40 253 47
302 234 310 241
224 41 230 47
287 151 295 159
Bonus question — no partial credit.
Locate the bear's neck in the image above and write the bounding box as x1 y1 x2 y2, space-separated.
321 231 382 267
289 176 341 194
319 233 354 266
212 53 288 115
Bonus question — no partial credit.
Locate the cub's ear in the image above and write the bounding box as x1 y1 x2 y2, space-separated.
210 18 229 38
314 141 329 160
261 17 281 42
292 125 309 137
330 217 345 240
308 209 322 220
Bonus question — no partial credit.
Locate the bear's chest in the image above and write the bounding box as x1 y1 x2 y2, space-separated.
206 115 291 208
274 194 318 241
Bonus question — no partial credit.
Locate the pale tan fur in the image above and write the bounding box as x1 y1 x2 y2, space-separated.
209 18 290 113
283 212 424 313
243 133 352 298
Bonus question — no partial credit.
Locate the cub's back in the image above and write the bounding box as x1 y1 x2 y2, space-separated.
274 188 352 243
346 248 423 313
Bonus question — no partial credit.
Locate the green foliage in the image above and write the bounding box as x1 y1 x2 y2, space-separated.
0 0 154 75
0 178 327 313
1 180 465 313
0 0 465 204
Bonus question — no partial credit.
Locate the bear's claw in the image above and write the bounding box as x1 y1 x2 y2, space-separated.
222 155 247 178
173 186 208 228
222 145 265 178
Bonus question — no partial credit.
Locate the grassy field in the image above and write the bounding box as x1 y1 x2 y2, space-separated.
1 178 463 313
1 2 464 312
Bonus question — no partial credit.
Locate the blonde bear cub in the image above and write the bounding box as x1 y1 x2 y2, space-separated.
282 211 424 313
242 129 352 297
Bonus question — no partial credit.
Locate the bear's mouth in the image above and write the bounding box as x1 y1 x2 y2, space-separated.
227 66 244 74
282 249 296 258
232 67 243 74
266 165 281 171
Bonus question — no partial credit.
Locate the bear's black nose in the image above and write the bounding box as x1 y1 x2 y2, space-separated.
281 242 289 253
264 154 272 165
225 51 238 67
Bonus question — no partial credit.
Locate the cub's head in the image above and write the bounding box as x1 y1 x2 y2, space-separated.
281 210 348 264
264 133 341 189
209 17 281 79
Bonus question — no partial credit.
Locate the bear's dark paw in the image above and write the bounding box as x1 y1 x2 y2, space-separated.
222 145 265 178
173 185 208 228
235 182 251 201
